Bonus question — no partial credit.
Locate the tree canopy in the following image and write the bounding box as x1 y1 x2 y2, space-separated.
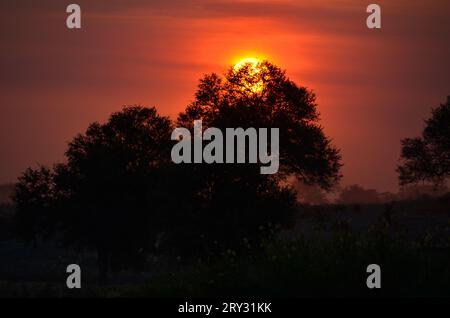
169 61 341 254
13 61 343 278
14 106 173 281
178 60 342 189
398 96 450 186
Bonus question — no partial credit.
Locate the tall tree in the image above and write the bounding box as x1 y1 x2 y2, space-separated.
398 96 450 186
172 61 342 255
13 106 173 282
178 61 342 188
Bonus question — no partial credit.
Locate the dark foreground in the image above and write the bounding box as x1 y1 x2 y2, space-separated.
0 197 449 298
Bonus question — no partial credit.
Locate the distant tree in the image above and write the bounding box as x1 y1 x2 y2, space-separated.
337 184 381 205
0 183 14 204
397 96 450 186
172 61 341 254
13 106 173 282
378 191 398 203
13 166 55 245
291 178 329 205
397 184 449 201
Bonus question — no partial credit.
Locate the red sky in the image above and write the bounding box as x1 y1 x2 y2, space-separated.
1 0 449 192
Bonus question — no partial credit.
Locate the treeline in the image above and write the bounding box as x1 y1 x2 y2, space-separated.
10 62 341 281
6 60 450 283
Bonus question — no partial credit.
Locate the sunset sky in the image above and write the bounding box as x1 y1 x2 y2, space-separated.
1 0 449 192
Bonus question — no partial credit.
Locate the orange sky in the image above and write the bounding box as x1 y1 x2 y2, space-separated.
1 0 449 191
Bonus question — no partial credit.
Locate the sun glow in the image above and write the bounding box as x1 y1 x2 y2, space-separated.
233 57 262 71
232 57 266 93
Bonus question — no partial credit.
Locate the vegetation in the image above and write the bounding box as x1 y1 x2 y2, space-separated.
1 205 450 297
2 62 449 297
398 96 450 186
11 62 341 281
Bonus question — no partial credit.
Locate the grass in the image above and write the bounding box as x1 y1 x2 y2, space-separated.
1 200 449 298
124 225 450 298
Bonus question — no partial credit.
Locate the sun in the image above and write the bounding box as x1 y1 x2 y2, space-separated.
233 57 262 71
232 57 266 93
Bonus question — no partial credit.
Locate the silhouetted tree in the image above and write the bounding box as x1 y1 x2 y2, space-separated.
0 184 14 204
179 61 342 187
291 178 329 205
171 61 341 255
13 166 55 245
13 62 342 271
13 106 173 282
337 184 381 205
398 96 450 186
397 184 448 201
